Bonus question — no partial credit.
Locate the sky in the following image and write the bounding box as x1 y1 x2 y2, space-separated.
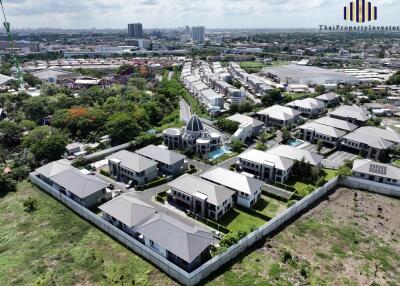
3 0 400 29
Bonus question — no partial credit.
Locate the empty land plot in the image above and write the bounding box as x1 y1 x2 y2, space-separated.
0 181 175 286
205 188 400 286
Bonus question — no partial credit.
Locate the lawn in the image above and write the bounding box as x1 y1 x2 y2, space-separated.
218 208 266 233
283 92 315 101
0 181 175 286
287 169 338 195
393 159 400 167
253 196 287 218
205 188 400 286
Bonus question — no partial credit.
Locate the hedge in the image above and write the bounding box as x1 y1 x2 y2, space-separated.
236 206 272 221
261 190 289 203
188 213 230 234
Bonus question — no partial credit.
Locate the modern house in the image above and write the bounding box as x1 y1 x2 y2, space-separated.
352 159 400 187
267 145 323 166
135 213 215 272
168 174 235 220
35 160 110 209
99 193 157 235
299 122 347 148
341 126 400 161
287 98 325 118
227 114 264 142
329 105 371 125
257 105 301 127
315 92 341 107
135 145 186 176
107 150 158 186
313 116 358 133
200 167 264 208
163 114 223 159
238 149 294 183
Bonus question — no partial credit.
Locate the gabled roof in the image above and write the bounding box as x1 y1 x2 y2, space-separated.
316 92 340 101
168 174 235 206
135 213 215 263
299 122 347 138
201 167 265 196
51 168 108 199
239 149 294 171
99 194 156 228
343 131 393 149
257 105 301 121
0 74 14 85
313 116 358 132
36 159 73 178
107 150 157 173
135 145 186 166
355 127 400 144
267 145 323 166
227 114 263 129
287 98 325 110
353 159 400 180
329 105 371 122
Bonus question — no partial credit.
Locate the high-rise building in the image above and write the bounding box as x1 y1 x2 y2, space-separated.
191 26 205 43
128 23 144 38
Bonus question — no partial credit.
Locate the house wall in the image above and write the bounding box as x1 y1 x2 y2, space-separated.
353 171 400 187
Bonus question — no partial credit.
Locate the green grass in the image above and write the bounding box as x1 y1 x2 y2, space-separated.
155 109 184 132
283 92 315 101
287 169 338 194
253 196 287 218
0 181 173 286
394 160 400 167
218 208 266 233
323 169 338 181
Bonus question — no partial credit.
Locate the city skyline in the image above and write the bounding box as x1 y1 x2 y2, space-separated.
3 0 400 29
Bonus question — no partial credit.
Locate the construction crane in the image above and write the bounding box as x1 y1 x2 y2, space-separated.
0 0 23 88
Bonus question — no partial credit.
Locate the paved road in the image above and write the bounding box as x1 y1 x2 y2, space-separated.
179 98 192 123
168 71 174 81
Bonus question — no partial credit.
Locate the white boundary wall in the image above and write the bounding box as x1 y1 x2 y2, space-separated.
32 174 400 285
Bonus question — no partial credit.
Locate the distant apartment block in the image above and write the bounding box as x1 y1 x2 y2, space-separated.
191 26 205 43
128 23 144 38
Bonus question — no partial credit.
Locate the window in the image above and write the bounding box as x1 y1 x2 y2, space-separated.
150 240 154 247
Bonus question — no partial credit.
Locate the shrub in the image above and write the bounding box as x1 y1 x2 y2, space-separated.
287 200 297 207
23 197 38 214
282 250 292 263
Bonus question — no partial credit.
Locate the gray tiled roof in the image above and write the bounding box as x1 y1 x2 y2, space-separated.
227 114 263 128
36 159 73 178
287 98 325 109
316 92 340 101
329 105 371 122
201 167 265 196
257 105 301 121
186 114 204 132
343 131 393 149
168 174 235 206
299 122 347 138
51 168 108 199
135 145 186 166
107 150 157 173
353 159 400 180
313 116 358 132
355 127 400 144
99 194 156 228
135 213 215 263
267 145 323 166
239 149 294 171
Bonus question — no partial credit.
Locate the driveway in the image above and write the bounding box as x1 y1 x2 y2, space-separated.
323 151 358 169
179 98 192 123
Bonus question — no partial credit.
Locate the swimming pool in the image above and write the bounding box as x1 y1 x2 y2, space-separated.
209 146 232 160
287 138 304 147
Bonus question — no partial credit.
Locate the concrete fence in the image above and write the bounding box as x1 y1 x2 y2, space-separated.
341 176 400 198
33 173 400 285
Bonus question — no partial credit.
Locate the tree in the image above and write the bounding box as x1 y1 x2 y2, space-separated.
23 126 67 162
268 89 283 103
298 185 315 197
0 121 23 146
261 94 273 107
0 174 17 195
311 165 323 181
367 117 382 127
106 112 141 145
338 165 352 178
315 85 326 95
230 139 246 153
255 142 268 151
22 97 53 123
316 140 324 154
387 70 400 85
281 128 292 144
23 73 41 87
216 118 240 133
128 77 147 91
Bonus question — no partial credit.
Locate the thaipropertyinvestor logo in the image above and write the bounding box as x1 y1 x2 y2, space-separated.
344 0 377 22
320 0 400 31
